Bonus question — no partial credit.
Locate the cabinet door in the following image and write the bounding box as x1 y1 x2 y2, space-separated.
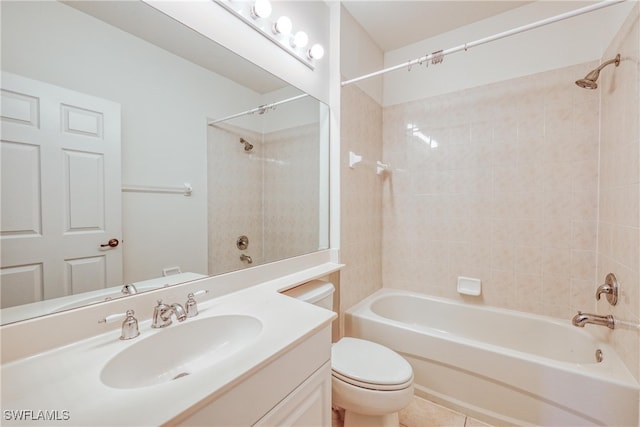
254 361 331 427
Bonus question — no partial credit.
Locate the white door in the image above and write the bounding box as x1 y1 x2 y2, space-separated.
1 72 122 308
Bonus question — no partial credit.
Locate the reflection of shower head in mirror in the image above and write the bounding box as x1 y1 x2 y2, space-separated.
240 138 254 152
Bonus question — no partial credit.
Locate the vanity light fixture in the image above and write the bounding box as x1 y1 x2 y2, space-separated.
291 30 308 48
214 0 324 69
273 16 292 36
250 0 272 19
308 43 325 60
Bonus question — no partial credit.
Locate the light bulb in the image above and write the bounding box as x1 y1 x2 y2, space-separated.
291 31 308 48
251 0 271 19
308 44 324 60
273 16 292 35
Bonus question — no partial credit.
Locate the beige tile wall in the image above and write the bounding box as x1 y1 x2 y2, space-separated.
597 3 639 380
340 83 384 330
382 63 601 319
377 6 640 381
207 124 264 275
338 0 639 400
208 122 323 276
263 123 321 263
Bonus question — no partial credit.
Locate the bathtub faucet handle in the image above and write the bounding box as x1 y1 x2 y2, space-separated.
595 273 619 306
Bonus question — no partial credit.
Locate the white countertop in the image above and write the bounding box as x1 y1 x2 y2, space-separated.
0 283 336 426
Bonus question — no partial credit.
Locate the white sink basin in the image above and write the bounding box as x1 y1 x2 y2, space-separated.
100 315 262 389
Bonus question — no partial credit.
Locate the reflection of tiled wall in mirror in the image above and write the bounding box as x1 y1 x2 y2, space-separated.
264 123 320 263
208 125 264 275
207 122 320 275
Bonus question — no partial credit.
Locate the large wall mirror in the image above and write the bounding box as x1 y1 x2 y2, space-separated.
0 1 329 324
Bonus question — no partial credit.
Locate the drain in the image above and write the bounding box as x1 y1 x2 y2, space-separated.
173 372 190 380
595 349 604 363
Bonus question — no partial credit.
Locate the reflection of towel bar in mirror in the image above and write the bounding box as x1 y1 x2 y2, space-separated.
122 183 192 197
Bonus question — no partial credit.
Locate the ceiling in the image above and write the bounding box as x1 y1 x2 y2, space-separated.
342 1 533 52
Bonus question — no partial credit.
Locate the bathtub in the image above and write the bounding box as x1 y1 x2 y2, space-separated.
345 289 639 427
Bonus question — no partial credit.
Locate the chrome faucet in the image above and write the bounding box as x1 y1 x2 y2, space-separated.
152 299 187 328
240 254 253 264
572 311 615 329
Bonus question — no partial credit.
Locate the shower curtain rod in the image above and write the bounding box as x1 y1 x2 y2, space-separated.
208 93 308 125
341 0 626 87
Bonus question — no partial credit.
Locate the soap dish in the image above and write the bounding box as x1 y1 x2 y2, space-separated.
457 276 481 296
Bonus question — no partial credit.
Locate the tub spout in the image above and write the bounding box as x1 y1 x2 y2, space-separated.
572 311 615 329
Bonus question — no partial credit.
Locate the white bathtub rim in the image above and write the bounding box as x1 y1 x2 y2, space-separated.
351 316 638 426
367 316 636 390
346 288 640 390
346 289 639 426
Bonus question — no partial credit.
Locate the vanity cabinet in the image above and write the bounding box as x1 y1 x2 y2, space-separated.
254 362 331 426
171 327 332 426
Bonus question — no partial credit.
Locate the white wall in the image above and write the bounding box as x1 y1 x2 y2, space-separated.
383 1 636 106
340 5 384 105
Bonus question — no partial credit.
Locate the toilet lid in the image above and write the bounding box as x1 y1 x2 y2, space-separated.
331 338 413 389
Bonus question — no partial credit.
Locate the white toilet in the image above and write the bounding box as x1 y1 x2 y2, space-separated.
283 281 414 427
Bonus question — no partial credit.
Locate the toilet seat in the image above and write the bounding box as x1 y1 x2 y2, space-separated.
332 370 413 391
331 337 413 391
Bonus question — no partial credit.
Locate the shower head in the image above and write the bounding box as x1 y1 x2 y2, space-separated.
240 138 254 152
575 54 620 89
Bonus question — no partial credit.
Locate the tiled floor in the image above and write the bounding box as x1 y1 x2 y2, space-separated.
332 396 493 427
399 396 493 427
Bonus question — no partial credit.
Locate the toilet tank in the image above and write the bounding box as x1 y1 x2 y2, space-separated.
282 280 335 311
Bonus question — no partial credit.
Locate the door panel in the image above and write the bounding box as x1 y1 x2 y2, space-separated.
64 150 105 232
0 264 44 307
64 256 107 296
0 141 41 236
